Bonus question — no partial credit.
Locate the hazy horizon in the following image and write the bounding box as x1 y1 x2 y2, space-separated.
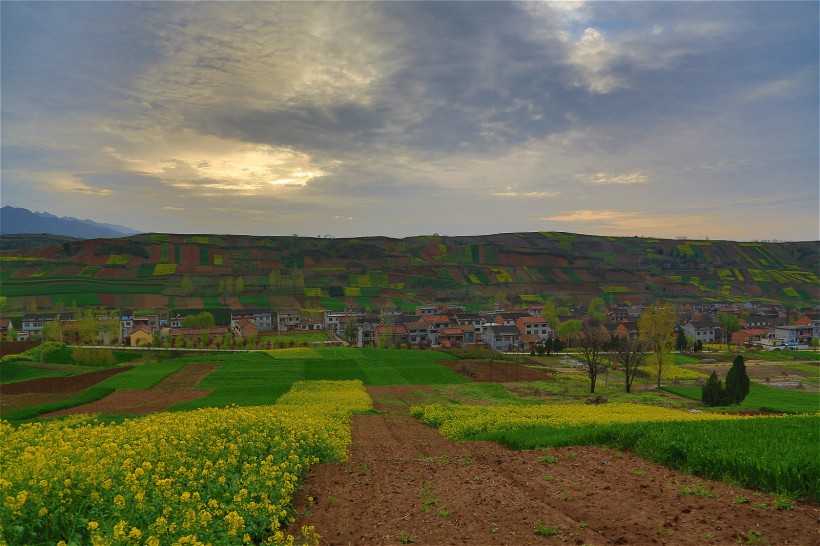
2 1 818 241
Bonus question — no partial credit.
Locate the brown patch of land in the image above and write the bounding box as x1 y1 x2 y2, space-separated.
291 385 818 546
38 363 217 417
438 359 555 383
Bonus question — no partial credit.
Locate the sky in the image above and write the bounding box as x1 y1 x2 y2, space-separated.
2 1 818 241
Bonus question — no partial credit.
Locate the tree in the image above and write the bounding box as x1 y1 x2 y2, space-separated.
235 276 244 295
716 312 740 349
557 319 582 348
638 302 677 387
675 329 688 353
724 354 750 404
701 371 724 407
614 337 650 394
587 297 607 323
182 312 215 329
577 322 609 393
181 275 194 295
541 301 559 331
342 319 359 344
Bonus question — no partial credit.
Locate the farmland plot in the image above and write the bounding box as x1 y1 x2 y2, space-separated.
292 386 818 545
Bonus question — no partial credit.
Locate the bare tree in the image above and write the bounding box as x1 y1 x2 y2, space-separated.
614 337 651 393
578 321 609 393
638 302 677 387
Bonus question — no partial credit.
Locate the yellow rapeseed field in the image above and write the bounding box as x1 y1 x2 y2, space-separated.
411 402 748 441
1 380 371 546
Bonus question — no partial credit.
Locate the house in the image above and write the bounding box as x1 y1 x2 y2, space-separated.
483 325 521 352
354 317 382 347
515 316 553 340
454 313 485 333
773 325 813 347
276 310 301 332
232 318 259 340
526 304 544 316
740 313 779 329
230 309 273 331
406 321 433 347
21 313 59 338
168 327 229 346
129 325 154 347
421 314 451 332
297 318 324 331
519 334 543 353
416 304 440 316
682 321 719 344
731 328 773 346
324 309 367 333
494 312 529 327
795 312 820 340
0 318 11 337
438 327 467 348
375 324 409 348
608 321 639 341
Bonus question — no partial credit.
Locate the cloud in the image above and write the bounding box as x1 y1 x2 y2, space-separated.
575 171 648 185
538 209 710 236
46 174 113 196
492 187 560 198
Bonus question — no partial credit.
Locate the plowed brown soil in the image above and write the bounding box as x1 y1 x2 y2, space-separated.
291 386 818 546
439 359 555 383
40 363 216 417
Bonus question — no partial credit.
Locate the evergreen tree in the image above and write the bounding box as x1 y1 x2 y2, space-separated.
675 329 688 353
701 371 724 407
724 354 751 404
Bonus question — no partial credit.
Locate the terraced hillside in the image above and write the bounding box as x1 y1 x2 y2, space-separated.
0 232 817 312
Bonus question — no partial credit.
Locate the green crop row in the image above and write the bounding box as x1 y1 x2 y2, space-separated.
1 279 166 296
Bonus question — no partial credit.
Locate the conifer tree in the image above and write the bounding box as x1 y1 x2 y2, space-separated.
724 354 751 404
701 371 724 406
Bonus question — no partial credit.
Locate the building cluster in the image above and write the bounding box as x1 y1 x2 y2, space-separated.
2 301 818 351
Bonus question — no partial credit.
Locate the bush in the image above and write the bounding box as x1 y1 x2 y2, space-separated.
71 347 116 366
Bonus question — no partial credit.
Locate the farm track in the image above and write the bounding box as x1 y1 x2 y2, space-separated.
291 386 819 545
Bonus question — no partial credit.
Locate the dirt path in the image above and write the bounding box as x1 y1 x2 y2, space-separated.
291 386 818 545
40 363 216 417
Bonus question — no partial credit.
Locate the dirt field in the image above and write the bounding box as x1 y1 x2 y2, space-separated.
291 386 818 546
685 359 819 391
0 367 132 394
40 363 216 417
439 359 556 383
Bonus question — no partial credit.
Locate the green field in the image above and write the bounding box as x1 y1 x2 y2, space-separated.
171 349 467 410
469 416 819 502
661 382 819 414
0 361 76 384
4 347 817 505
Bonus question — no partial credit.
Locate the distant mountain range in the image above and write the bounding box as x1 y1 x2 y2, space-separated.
0 206 140 239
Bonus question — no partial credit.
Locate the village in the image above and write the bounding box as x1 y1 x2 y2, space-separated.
5 300 818 352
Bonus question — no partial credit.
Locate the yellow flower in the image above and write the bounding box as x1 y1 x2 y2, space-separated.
87 521 100 532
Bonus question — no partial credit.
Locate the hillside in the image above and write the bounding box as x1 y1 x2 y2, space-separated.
0 232 817 313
